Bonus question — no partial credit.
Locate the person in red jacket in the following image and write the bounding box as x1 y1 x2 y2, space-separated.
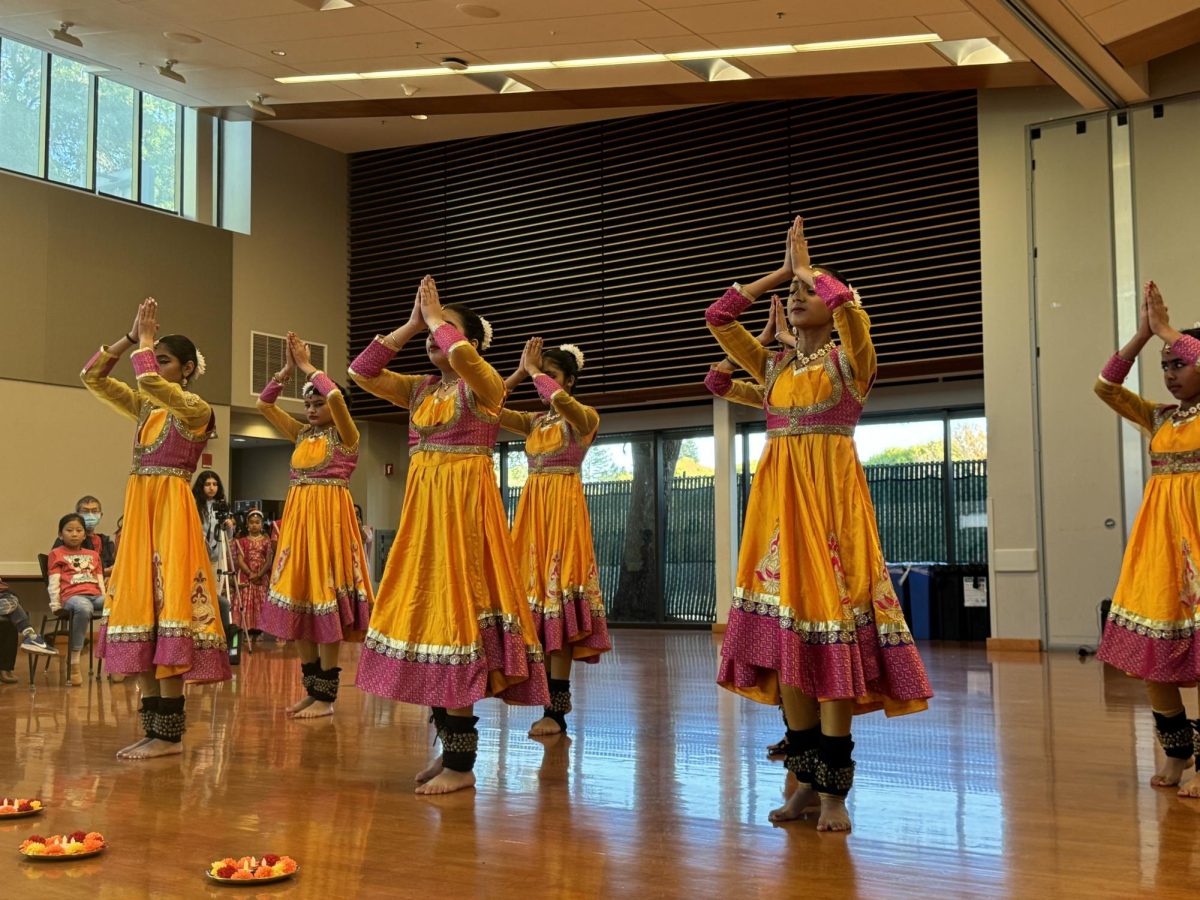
48 513 106 686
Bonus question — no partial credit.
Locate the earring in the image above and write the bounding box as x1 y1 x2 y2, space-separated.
182 376 189 388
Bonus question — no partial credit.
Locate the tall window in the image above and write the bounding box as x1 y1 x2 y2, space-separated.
48 55 91 188
0 36 183 215
140 93 179 211
96 80 136 200
0 40 45 177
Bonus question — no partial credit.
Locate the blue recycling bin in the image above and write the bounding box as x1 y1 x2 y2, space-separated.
903 565 934 641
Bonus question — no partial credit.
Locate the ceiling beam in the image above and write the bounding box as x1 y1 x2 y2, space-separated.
202 63 1050 122
965 0 1128 109
1108 6 1200 67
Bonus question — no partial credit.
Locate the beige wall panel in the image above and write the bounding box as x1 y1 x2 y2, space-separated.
0 173 234 402
230 126 348 412
0 379 230 576
1032 118 1125 647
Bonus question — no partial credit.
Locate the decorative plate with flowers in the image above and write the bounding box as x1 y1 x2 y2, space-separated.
0 799 43 819
19 832 106 860
207 855 298 884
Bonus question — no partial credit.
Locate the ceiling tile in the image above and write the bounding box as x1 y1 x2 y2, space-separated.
191 6 410 45
1061 0 1123 16
917 10 997 40
477 39 657 64
658 0 966 33
246 28 461 64
422 11 694 51
124 0 311 23
375 0 650 30
1086 0 1199 43
696 18 936 48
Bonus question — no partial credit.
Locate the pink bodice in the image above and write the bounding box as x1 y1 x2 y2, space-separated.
290 427 359 486
526 415 589 475
762 348 864 437
407 377 500 457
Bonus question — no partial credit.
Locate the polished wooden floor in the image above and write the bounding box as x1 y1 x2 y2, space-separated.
3 632 1199 899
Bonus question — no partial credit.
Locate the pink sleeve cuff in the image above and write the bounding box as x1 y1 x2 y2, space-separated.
813 273 854 312
348 337 396 378
533 373 564 404
83 348 118 377
705 287 752 326
130 348 159 378
1170 335 1200 367
1099 354 1134 384
433 323 468 355
704 367 732 397
259 379 284 404
310 371 339 396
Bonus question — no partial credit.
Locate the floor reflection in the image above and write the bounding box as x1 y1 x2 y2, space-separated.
2 633 1198 897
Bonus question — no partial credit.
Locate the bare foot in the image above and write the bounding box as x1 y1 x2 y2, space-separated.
415 769 476 795
116 737 152 759
1151 756 1192 787
529 716 563 737
1179 772 1200 798
293 700 333 719
768 784 820 823
123 739 183 759
287 696 315 715
415 754 444 784
816 794 852 833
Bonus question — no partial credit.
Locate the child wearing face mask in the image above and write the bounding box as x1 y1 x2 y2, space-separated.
52 496 116 579
48 513 106 685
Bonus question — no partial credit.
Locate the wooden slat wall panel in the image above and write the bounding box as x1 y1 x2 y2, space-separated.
348 92 981 416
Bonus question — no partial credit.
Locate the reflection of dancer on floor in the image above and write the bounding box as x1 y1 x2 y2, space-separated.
233 511 273 639
349 276 550 795
256 332 373 719
83 298 231 759
705 217 932 832
502 338 612 736
1094 281 1200 798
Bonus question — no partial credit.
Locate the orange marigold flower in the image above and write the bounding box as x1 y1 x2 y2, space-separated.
254 867 275 879
278 858 298 874
231 870 254 881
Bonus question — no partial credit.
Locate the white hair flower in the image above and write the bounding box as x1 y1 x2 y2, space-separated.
193 349 207 377
558 343 585 371
480 316 494 351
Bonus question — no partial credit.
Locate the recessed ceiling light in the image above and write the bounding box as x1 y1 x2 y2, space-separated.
164 32 202 45
933 38 1012 66
319 0 355 9
48 22 83 48
411 114 428 120
457 3 500 17
271 49 287 57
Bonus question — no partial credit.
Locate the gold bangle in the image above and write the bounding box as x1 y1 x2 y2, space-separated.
271 373 290 386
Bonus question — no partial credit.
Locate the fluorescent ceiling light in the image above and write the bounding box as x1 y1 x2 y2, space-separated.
666 45 793 61
319 0 356 10
278 71 363 83
276 34 946 84
794 33 941 53
554 53 667 68
465 61 555 73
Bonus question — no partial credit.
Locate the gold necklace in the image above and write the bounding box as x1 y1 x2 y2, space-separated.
792 340 835 372
1173 400 1200 423
433 378 460 399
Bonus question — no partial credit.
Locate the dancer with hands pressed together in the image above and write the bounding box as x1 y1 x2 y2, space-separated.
502 337 611 737
350 276 548 795
1096 281 1200 797
706 216 932 832
256 330 373 718
82 298 230 759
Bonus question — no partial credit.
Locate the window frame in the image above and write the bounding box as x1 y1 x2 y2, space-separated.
0 34 183 216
